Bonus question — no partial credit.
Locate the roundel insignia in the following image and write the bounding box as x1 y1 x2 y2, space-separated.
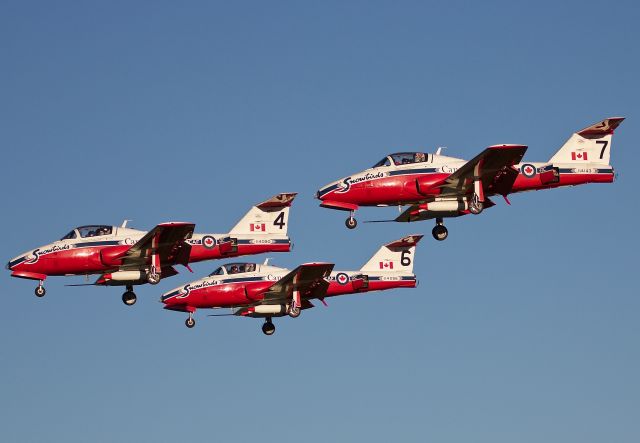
521 163 537 178
202 235 216 249
336 272 349 285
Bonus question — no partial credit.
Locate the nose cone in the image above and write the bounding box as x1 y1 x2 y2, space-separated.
7 252 29 272
316 179 343 201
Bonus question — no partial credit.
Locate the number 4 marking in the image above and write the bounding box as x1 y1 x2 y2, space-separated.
273 212 286 229
596 140 608 159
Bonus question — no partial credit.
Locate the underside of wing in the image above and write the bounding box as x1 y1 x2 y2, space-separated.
121 222 195 269
396 198 496 222
262 262 334 305
438 144 527 197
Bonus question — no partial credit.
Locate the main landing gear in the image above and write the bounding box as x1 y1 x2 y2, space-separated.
185 312 196 328
345 210 357 229
469 193 484 215
262 317 276 336
147 269 161 285
432 217 448 241
35 281 46 297
122 285 137 306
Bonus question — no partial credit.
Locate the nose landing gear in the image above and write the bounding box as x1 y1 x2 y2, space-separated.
35 281 46 297
345 211 358 229
185 312 196 328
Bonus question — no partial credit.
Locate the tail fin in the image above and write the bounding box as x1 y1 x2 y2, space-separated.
548 117 624 165
229 193 297 235
360 235 423 274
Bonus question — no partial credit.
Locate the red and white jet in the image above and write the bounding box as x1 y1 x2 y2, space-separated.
317 117 623 240
161 235 422 335
7 193 296 305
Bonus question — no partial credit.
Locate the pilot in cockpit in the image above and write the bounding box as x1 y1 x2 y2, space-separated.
229 265 239 274
414 152 425 163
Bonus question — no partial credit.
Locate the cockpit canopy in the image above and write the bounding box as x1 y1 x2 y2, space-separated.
60 225 113 241
372 152 429 168
209 262 257 276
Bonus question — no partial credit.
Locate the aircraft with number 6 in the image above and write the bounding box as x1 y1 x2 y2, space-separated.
316 117 623 240
161 234 422 335
7 193 296 305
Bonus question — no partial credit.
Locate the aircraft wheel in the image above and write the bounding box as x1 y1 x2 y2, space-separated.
185 317 196 328
122 291 137 306
35 285 46 297
147 272 161 285
345 217 357 229
262 321 276 336
469 194 484 215
289 305 301 318
432 225 448 241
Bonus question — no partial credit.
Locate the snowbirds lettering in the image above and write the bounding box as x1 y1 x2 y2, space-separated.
6 193 297 305
161 235 422 335
316 117 623 240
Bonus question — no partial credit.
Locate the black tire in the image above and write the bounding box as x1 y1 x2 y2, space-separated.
345 217 357 229
289 305 301 318
432 225 448 241
185 317 196 328
262 321 276 336
35 286 46 297
122 291 137 306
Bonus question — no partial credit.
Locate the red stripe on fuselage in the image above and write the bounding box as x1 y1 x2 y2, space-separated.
187 243 291 263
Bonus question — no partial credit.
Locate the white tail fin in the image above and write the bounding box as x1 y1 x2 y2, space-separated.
229 193 297 235
548 117 624 165
360 235 423 274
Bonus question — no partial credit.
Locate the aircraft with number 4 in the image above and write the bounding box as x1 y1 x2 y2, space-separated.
6 193 297 305
161 234 422 335
316 117 623 240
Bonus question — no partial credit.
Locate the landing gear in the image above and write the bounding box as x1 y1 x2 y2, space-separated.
122 285 137 306
288 304 301 318
147 270 161 285
345 212 357 230
185 312 196 329
35 282 46 297
432 218 448 241
469 193 484 215
262 317 276 336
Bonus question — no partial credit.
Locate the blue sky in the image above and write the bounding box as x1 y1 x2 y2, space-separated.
1 1 639 441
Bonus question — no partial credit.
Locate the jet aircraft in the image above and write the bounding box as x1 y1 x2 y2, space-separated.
161 235 422 335
316 117 623 240
7 193 296 305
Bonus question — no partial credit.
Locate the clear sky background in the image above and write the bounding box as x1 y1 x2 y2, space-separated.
1 1 638 442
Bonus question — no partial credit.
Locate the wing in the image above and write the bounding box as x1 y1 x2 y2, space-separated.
261 263 334 305
438 144 528 197
120 222 195 269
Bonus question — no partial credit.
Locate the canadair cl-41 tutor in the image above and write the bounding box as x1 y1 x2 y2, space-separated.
317 117 623 240
161 235 422 335
7 193 296 305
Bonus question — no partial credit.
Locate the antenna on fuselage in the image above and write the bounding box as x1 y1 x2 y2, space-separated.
121 219 131 228
263 258 271 265
435 147 447 155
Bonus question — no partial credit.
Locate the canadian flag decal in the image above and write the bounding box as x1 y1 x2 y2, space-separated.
571 151 588 161
250 223 266 232
379 261 394 270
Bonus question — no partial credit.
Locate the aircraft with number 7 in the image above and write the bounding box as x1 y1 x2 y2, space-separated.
161 234 422 335
6 193 297 305
316 117 623 240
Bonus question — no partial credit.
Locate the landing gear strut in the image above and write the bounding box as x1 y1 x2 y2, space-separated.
345 211 357 229
122 285 137 306
185 312 196 328
432 217 448 241
262 317 276 336
35 281 46 297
